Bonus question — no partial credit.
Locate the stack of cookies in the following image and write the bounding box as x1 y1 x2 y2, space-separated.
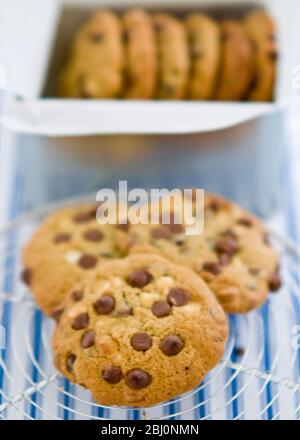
59 8 277 102
22 193 281 407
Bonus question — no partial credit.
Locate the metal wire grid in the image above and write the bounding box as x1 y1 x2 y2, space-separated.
0 197 300 420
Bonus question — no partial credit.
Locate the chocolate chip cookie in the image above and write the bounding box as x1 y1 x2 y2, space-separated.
52 253 228 407
185 14 221 100
59 10 124 98
123 9 157 99
215 20 255 101
22 204 121 316
244 11 277 102
115 193 281 314
153 14 190 99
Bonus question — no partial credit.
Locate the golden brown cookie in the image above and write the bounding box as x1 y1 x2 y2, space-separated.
123 9 157 99
185 14 221 100
115 193 281 314
244 10 277 102
22 204 122 316
59 10 124 98
215 20 255 101
52 253 228 407
153 14 190 99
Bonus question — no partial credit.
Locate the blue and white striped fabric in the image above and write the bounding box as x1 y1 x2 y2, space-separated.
0 98 300 420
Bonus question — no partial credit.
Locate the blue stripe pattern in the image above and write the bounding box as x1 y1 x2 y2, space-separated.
261 302 276 420
2 106 300 419
29 310 43 419
281 120 300 418
0 143 23 418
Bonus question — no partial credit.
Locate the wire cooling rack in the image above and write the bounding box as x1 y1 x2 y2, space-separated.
0 196 300 420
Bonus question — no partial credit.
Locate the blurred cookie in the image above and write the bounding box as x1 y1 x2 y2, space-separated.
52 253 228 407
123 9 157 99
153 14 190 99
115 193 281 314
22 204 121 316
215 20 255 101
59 10 124 98
185 14 221 100
244 10 277 102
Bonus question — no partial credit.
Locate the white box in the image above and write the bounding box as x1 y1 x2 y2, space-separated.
1 0 299 215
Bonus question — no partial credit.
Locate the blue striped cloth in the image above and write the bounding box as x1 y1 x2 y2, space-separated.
0 98 300 420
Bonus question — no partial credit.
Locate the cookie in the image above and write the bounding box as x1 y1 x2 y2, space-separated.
215 20 255 101
153 14 190 99
22 204 122 316
115 193 281 314
59 10 124 98
185 14 221 100
123 9 157 99
52 253 228 407
244 11 277 102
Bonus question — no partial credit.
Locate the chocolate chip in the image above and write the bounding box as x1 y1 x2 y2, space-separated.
123 30 129 43
169 224 184 234
127 269 153 288
130 332 152 352
202 262 221 275
237 218 252 227
21 268 32 286
125 369 151 389
154 22 163 32
250 75 258 90
191 48 204 58
53 233 71 244
89 205 100 219
81 90 93 99
73 212 93 224
66 354 76 373
151 300 171 318
206 200 220 213
51 308 63 322
222 30 229 41
81 330 95 348
88 32 103 43
116 223 130 232
93 295 115 315
162 83 176 96
71 290 83 302
83 229 104 242
219 253 231 266
160 335 184 356
78 254 98 269
102 366 123 384
215 238 238 256
268 49 278 61
167 288 190 307
175 239 185 246
151 226 172 240
72 313 89 330
269 271 281 292
222 228 238 240
125 74 134 89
